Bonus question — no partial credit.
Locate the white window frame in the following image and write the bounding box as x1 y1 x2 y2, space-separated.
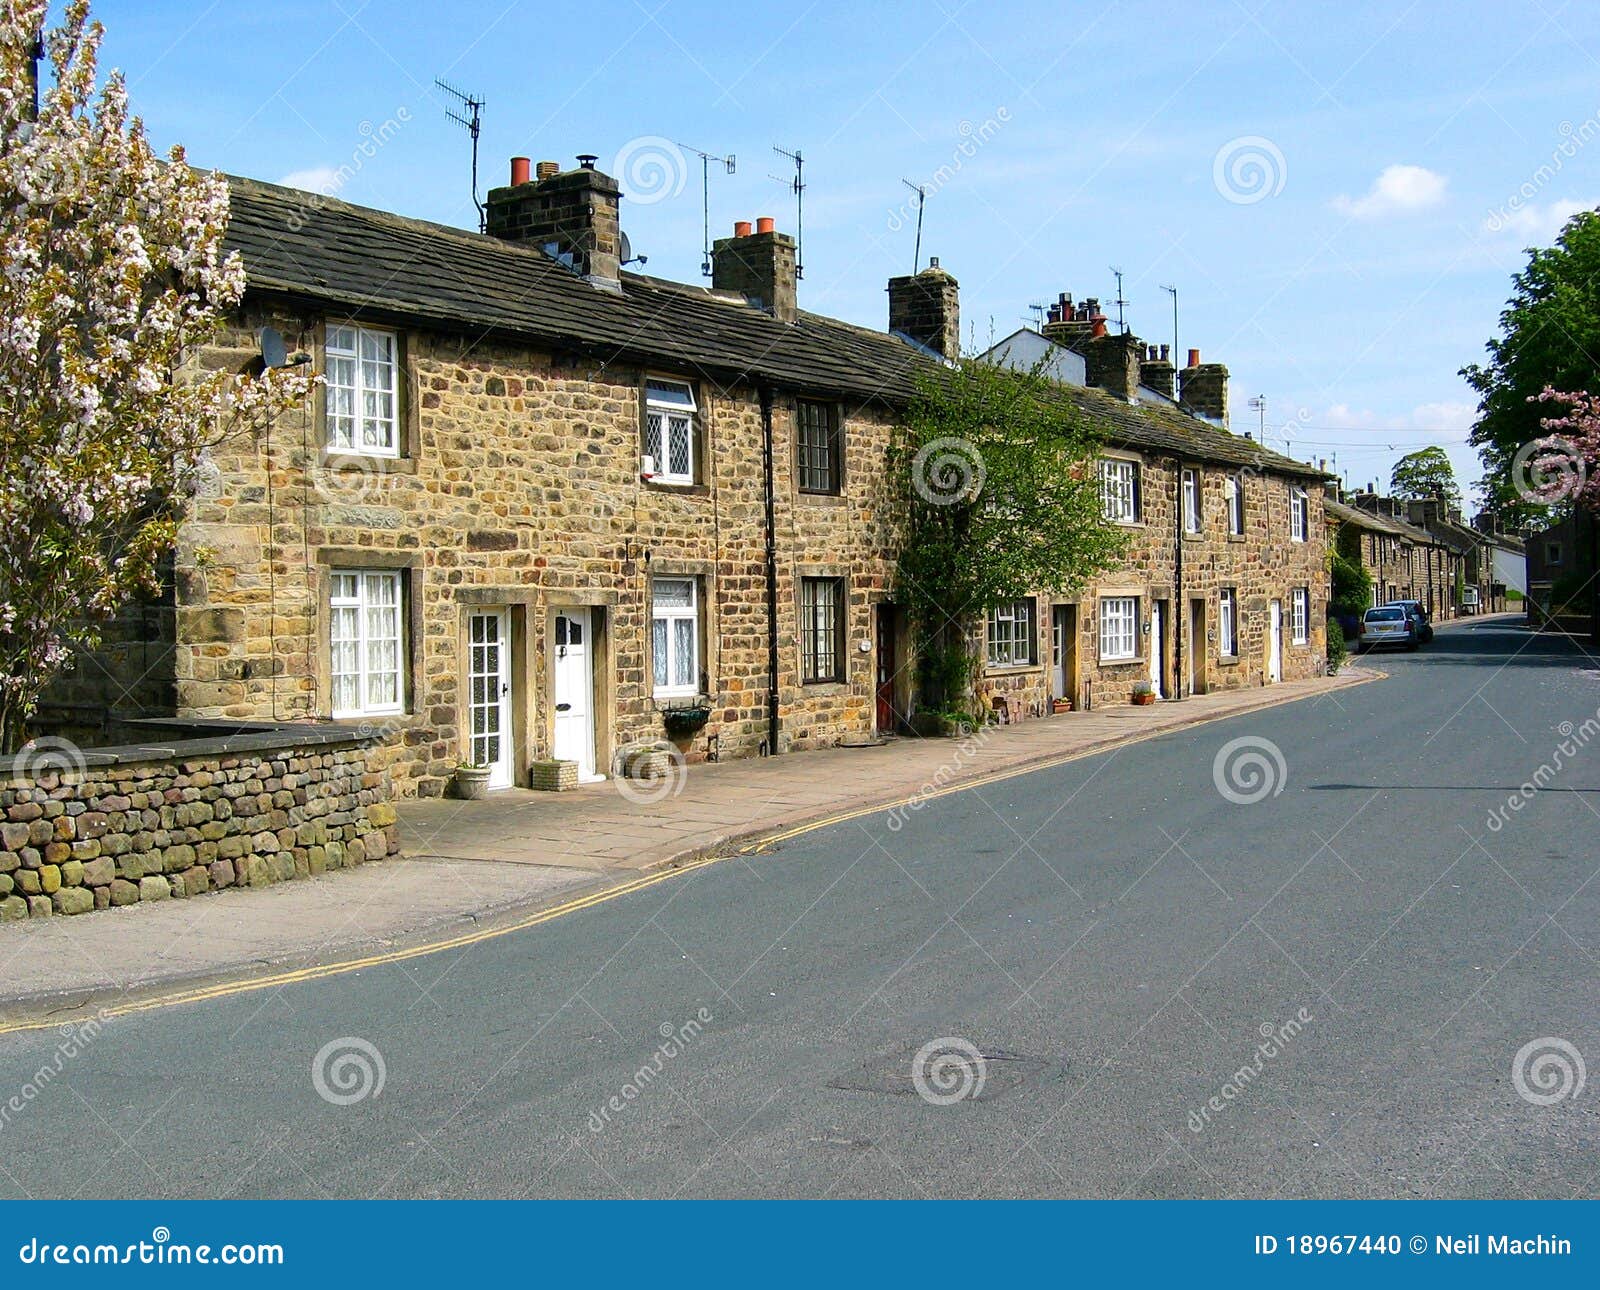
644 379 697 485
986 599 1037 668
651 577 700 699
1219 588 1238 657
1101 458 1140 525
329 570 404 718
1099 596 1139 662
1289 487 1308 542
1291 587 1308 644
1225 473 1245 535
1182 468 1202 534
324 324 400 457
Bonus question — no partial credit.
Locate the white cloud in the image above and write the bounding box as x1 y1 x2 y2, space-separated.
277 165 343 196
1484 198 1597 242
1333 164 1448 219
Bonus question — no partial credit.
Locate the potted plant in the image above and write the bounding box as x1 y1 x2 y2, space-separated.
660 703 712 739
1051 697 1073 714
1131 680 1156 706
453 761 493 800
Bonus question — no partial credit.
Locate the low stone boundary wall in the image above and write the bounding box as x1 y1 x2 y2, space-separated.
0 726 397 920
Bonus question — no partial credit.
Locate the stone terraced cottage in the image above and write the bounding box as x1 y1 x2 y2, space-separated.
41 154 1331 802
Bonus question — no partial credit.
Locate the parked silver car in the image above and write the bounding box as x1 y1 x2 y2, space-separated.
1359 605 1418 651
1382 600 1434 644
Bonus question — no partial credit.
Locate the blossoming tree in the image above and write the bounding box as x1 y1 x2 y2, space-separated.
0 0 312 751
1528 389 1600 511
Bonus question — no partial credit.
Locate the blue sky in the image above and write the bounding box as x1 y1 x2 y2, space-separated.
99 0 1600 505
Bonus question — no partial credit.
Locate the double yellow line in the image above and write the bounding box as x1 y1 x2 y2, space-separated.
0 675 1376 1038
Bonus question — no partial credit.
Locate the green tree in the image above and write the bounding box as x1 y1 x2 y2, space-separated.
1462 209 1600 518
891 359 1125 722
1389 445 1460 506
1329 550 1372 619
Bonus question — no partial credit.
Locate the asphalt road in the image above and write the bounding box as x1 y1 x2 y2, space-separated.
2 619 1598 1199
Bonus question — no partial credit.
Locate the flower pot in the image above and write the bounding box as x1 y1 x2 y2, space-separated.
660 705 712 739
1051 699 1073 714
453 765 493 800
1131 691 1155 706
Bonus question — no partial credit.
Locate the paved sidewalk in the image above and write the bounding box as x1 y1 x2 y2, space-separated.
0 667 1375 1021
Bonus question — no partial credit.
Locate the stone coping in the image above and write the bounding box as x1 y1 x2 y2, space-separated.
0 721 381 779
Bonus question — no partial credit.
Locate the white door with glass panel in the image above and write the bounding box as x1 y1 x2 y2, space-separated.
1268 600 1283 683
467 610 513 789
552 608 597 780
1149 602 1165 699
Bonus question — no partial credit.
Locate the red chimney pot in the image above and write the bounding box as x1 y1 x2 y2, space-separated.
756 216 775 235
1187 348 1201 368
733 220 752 238
510 156 531 186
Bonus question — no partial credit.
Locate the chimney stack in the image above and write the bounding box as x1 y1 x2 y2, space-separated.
1139 343 1175 399
1041 292 1104 353
888 257 961 359
1085 331 1142 402
486 155 622 291
1178 347 1230 427
712 218 797 322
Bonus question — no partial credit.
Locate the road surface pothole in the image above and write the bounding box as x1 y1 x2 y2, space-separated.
828 1042 1049 1102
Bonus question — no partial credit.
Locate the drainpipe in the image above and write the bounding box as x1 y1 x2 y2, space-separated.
760 384 781 755
1173 456 1184 698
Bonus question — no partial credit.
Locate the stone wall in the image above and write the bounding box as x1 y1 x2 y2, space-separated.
0 728 397 921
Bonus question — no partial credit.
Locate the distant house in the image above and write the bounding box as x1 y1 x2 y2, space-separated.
1524 510 1596 621
1340 492 1461 617
977 298 1329 708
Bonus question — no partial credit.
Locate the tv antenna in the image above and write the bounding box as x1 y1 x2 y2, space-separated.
1028 303 1047 329
1110 266 1128 334
679 143 736 277
435 79 486 231
901 179 928 273
772 145 805 280
1160 283 1178 362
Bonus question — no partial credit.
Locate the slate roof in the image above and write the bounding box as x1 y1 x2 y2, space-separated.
1328 498 1455 548
224 175 1327 479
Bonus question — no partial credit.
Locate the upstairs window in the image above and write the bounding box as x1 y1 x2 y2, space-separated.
1182 468 1202 534
1102 459 1140 524
1225 474 1245 535
796 400 843 495
325 325 399 456
1289 487 1309 542
986 599 1037 667
643 379 697 485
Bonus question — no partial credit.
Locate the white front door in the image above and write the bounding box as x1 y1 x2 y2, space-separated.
1149 601 1164 699
1268 600 1283 683
467 610 513 789
552 608 598 781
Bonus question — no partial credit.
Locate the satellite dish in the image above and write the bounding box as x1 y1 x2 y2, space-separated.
619 230 647 268
257 327 287 369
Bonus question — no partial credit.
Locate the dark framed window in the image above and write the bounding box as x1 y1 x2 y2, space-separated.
800 577 845 682
796 400 842 494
